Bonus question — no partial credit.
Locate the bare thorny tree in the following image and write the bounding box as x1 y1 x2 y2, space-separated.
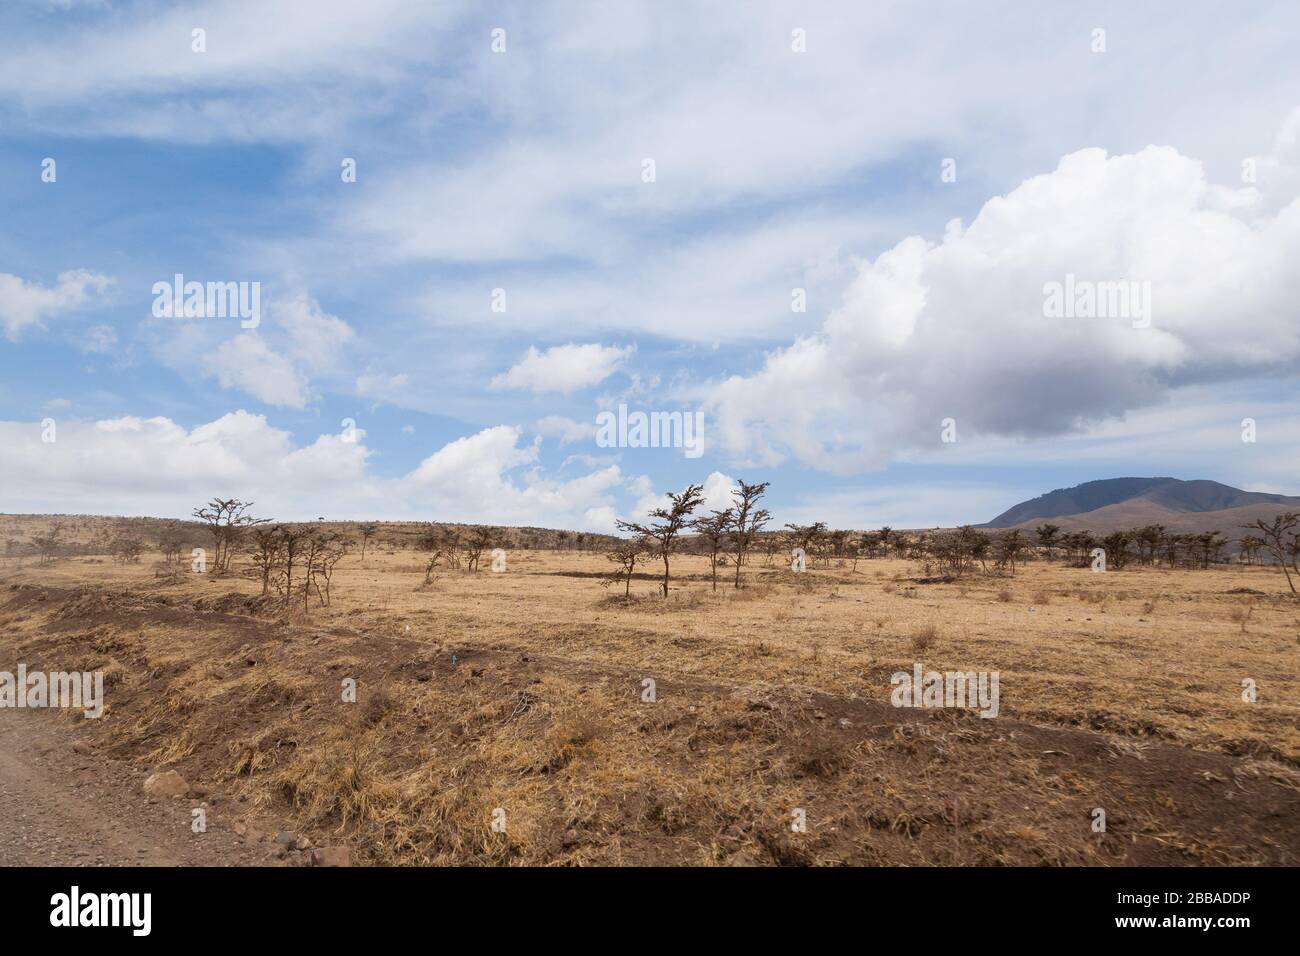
464 526 494 572
608 480 771 596
603 537 647 597
241 524 348 613
358 522 380 561
728 480 771 589
192 498 267 573
691 508 733 592
415 524 497 582
617 483 705 598
1244 512 1300 595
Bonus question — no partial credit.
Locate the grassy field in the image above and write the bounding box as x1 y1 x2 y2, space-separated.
2 517 1298 866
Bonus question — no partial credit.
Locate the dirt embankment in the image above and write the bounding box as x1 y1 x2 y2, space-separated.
1 583 1298 866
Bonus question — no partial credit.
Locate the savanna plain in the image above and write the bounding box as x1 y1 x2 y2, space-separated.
0 514 1297 867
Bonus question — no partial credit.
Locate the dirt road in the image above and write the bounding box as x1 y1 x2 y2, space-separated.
0 714 277 866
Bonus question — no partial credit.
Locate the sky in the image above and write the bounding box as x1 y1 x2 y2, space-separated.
1 0 1298 531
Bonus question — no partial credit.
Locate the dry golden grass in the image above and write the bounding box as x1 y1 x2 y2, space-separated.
7 541 1299 759
2 518 1299 866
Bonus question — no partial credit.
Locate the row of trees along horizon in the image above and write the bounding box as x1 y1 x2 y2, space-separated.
5 486 1299 603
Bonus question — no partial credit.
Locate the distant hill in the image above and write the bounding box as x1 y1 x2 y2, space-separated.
983 478 1300 537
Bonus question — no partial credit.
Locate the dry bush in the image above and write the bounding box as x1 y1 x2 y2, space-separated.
729 583 774 602
1032 590 1051 605
910 624 939 654
997 590 1013 603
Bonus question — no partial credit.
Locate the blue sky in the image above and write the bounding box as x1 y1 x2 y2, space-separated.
2 0 1299 529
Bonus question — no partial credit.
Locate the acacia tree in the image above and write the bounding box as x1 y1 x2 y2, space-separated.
245 526 285 596
617 483 705 597
307 532 348 607
846 539 862 572
1133 525 1165 565
271 527 311 607
784 522 827 569
604 537 647 597
728 480 771 589
157 529 188 565
192 498 266 573
416 525 441 584
921 525 986 577
110 536 145 564
994 529 1026 575
358 523 379 561
417 524 462 583
1193 531 1226 569
1100 531 1132 569
1244 513 1299 594
691 508 734 592
465 526 493 572
858 531 883 561
1239 535 1264 565
32 521 64 565
440 526 463 569
1034 524 1060 558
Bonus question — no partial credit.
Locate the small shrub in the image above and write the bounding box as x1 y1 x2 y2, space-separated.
910 624 939 654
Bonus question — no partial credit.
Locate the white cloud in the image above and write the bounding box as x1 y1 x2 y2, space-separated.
277 293 354 371
409 425 538 488
206 334 310 409
356 370 409 400
699 470 738 514
80 324 118 354
707 144 1300 473
780 482 1034 532
158 292 355 409
622 471 734 524
408 426 626 525
0 270 112 339
491 343 632 394
0 0 451 142
0 412 627 526
536 414 596 445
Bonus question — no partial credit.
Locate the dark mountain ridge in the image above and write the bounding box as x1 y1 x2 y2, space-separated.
983 478 1300 529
